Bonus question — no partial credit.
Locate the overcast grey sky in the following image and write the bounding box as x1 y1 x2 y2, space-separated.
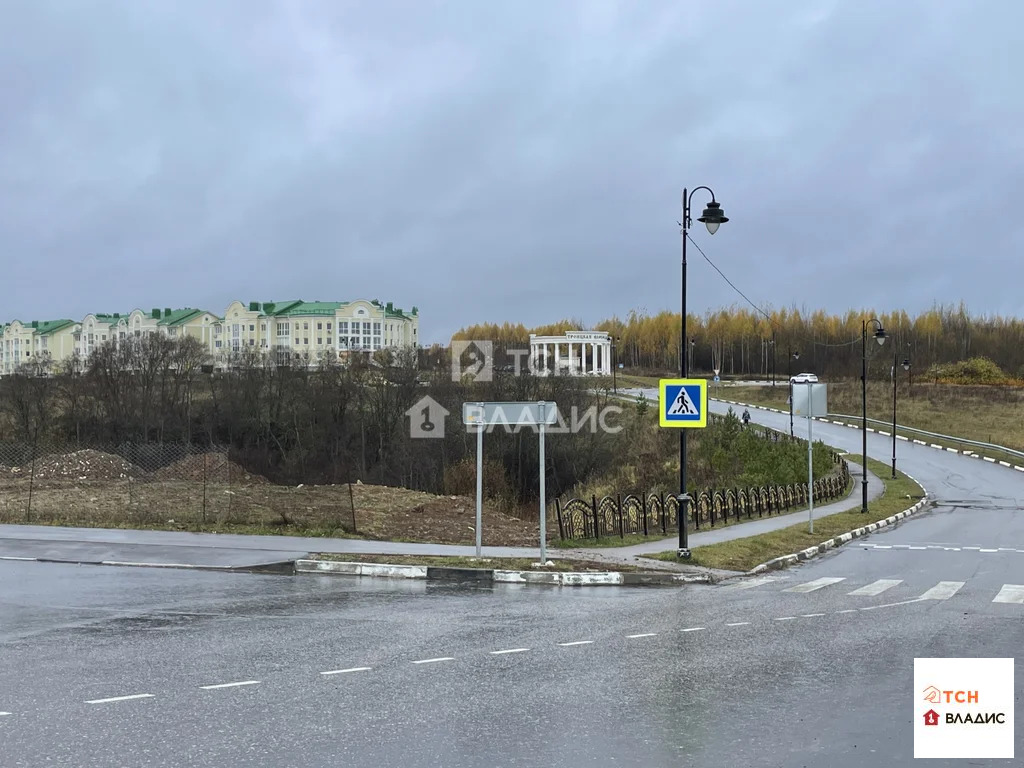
2 0 1022 344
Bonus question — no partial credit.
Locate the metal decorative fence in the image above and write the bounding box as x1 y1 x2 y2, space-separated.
0 441 357 533
554 452 851 541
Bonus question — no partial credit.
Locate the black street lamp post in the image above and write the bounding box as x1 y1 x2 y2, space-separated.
612 336 621 394
861 318 888 511
788 348 800 436
678 187 728 558
771 330 776 386
891 354 911 478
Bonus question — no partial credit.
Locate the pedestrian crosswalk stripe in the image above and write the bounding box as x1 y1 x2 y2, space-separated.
992 584 1024 604
919 581 965 600
848 579 903 596
722 576 779 590
783 577 846 593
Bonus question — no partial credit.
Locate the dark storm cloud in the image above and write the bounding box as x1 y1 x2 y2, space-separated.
2 0 1022 342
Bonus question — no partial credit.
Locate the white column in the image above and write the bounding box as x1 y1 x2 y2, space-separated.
543 343 549 375
605 341 612 374
554 344 561 374
592 343 598 374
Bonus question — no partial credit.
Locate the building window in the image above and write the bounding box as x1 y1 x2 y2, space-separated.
293 337 299 345
303 322 308 330
249 324 255 332
249 339 255 346
362 322 371 334
326 322 332 331
373 322 381 334
339 321 348 334
303 337 309 345
317 322 322 331
277 323 290 336
317 337 322 345
215 340 223 348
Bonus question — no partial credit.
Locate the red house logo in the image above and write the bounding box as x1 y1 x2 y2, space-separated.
923 709 940 726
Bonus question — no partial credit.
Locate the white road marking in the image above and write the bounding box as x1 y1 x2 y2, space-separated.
801 613 826 618
0 556 36 561
908 546 927 550
626 633 657 639
200 680 260 690
320 667 372 676
0 711 12 716
85 693 155 704
919 582 965 600
411 657 455 665
490 648 530 655
558 641 594 647
963 546 981 550
859 597 926 611
992 585 1024 604
774 616 797 621
783 577 846 593
980 549 998 553
835 609 858 614
725 622 751 627
722 575 778 590
871 545 893 549
680 627 704 633
848 579 903 596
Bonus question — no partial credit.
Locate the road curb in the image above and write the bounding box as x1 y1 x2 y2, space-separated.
745 472 932 575
293 558 713 587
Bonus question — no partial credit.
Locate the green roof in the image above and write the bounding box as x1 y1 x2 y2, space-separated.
270 301 343 317
35 319 76 335
158 308 205 326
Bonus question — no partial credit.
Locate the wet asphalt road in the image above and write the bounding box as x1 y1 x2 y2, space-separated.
1 398 1022 766
2 554 1021 767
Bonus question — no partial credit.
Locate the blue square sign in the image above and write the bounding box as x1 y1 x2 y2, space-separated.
659 379 708 428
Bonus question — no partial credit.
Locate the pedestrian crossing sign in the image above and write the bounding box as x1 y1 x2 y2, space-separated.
659 378 707 428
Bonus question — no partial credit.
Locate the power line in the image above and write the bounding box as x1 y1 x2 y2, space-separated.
685 233 772 323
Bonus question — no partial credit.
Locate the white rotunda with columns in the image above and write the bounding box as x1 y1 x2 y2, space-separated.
529 331 612 376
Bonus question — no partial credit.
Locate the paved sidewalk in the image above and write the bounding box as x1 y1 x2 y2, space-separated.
562 466 883 566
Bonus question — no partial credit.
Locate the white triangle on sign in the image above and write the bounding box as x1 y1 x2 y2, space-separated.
713 368 720 376
668 387 698 416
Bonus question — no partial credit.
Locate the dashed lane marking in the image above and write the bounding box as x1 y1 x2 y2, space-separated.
490 648 530 655
774 616 797 621
411 657 455 665
859 597 926 611
725 622 751 627
626 633 657 639
85 694 154 705
800 613 826 618
320 667 372 676
680 627 704 633
200 680 260 690
558 641 594 647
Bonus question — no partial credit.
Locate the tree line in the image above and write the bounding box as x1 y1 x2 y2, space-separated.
452 302 1024 380
0 335 629 505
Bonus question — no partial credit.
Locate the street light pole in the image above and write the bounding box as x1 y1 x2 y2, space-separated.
862 318 888 512
891 351 898 479
893 354 911 479
771 330 776 387
788 348 800 437
678 186 728 558
612 336 620 394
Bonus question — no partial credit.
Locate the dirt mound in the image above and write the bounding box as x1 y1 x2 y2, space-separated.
151 453 268 484
3 449 142 480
